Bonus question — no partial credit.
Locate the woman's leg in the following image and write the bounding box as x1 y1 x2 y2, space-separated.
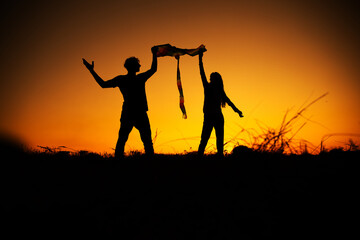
198 117 213 155
214 114 225 156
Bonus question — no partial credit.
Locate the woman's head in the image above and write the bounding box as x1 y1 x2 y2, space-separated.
210 72 224 89
210 72 226 107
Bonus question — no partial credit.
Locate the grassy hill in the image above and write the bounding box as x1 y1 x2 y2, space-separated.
2 144 359 239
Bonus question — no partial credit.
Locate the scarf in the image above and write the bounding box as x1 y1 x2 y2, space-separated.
155 44 207 119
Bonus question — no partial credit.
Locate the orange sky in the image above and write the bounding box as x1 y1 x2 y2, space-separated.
1 0 359 154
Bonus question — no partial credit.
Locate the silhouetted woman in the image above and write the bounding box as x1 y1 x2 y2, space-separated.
198 51 243 156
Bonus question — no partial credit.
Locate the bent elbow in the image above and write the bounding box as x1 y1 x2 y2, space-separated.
99 82 110 88
149 68 157 76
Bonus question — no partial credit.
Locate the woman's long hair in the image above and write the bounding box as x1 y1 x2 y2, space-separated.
210 72 226 107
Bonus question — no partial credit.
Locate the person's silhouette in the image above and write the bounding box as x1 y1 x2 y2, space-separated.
198 50 243 156
83 46 158 158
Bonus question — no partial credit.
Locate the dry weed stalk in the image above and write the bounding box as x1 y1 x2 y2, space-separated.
249 93 329 154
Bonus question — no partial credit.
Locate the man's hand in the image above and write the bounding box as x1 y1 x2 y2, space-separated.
151 46 158 55
82 58 94 71
238 110 244 118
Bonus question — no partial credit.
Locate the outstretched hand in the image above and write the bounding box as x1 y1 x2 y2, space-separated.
82 58 94 71
238 111 244 118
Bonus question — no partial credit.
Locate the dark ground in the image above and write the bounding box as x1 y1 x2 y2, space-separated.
1 147 359 239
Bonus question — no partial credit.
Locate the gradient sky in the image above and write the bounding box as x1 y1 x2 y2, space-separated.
1 0 359 154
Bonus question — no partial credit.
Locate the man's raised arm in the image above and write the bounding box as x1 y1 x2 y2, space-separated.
82 58 115 88
150 46 158 74
138 46 159 82
139 46 158 81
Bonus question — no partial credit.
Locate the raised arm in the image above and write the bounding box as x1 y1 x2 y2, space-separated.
199 51 208 88
150 46 158 74
82 58 116 88
139 46 158 81
224 94 244 118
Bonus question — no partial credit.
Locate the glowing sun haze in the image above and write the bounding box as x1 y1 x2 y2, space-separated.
1 0 359 154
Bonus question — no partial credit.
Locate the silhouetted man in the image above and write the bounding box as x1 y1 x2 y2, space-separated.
83 46 158 158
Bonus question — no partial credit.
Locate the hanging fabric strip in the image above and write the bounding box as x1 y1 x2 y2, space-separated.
155 44 207 119
176 56 187 118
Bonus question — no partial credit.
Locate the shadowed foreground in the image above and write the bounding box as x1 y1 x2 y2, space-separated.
2 149 359 239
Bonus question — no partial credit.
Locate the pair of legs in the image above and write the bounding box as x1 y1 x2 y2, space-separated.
198 113 224 156
115 111 154 158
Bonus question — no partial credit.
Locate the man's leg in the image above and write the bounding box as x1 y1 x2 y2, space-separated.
115 120 133 159
135 113 154 156
198 117 213 156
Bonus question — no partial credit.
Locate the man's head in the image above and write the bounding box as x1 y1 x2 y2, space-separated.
124 57 141 73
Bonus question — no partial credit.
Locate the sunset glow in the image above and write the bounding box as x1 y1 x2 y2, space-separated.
1 0 359 154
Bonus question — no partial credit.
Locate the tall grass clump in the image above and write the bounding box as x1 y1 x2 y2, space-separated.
232 93 330 155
